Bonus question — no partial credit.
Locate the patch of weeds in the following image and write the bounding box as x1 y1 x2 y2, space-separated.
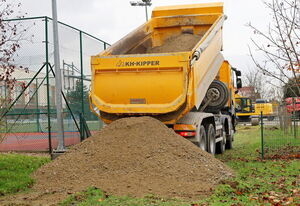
200 126 300 205
60 187 191 206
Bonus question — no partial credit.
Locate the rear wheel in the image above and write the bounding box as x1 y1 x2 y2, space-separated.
207 124 216 155
216 131 226 154
225 133 233 149
198 125 207 151
202 80 229 112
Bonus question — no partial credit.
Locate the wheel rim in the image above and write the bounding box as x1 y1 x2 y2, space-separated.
222 132 226 151
199 132 206 150
209 127 215 153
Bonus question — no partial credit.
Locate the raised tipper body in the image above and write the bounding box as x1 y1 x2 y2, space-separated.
90 3 240 155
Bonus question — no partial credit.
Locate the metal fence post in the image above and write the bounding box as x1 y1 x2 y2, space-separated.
45 16 52 154
35 78 40 132
79 31 84 141
292 98 297 138
260 111 264 159
4 82 8 133
52 0 65 151
79 113 84 141
79 31 84 116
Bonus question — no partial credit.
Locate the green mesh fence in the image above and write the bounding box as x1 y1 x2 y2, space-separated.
0 16 109 152
260 103 300 159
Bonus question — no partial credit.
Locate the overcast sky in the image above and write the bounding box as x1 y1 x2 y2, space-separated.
18 0 271 73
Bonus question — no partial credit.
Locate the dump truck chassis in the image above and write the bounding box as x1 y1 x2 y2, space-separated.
174 112 234 154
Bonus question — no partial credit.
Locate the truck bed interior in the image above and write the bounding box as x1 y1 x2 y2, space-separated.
105 14 219 55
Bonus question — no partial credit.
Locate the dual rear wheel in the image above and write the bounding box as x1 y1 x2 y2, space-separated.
207 124 216 154
198 124 216 155
198 124 228 155
216 131 226 154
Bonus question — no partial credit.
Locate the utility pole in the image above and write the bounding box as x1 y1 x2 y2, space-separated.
130 0 152 21
51 0 65 152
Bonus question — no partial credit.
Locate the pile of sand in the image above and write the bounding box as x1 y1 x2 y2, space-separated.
147 33 202 53
3 117 234 205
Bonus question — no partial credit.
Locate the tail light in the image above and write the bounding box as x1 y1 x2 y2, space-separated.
177 131 196 137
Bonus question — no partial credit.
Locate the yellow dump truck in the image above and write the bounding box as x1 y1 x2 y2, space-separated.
90 3 241 154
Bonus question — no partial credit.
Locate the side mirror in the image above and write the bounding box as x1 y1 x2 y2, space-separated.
231 67 241 76
235 70 241 77
237 78 242 89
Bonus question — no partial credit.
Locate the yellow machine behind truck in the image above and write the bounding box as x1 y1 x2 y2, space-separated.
235 95 275 125
90 3 242 154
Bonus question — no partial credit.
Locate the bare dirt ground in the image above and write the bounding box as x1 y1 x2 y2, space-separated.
1 117 234 206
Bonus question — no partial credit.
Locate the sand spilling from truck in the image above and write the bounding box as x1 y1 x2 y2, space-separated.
2 117 234 205
147 33 202 53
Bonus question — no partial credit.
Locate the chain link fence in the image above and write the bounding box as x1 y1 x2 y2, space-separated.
0 16 109 152
260 100 300 159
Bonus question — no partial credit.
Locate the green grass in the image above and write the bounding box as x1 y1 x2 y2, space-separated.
0 154 50 195
201 126 300 205
60 187 190 206
86 121 103 131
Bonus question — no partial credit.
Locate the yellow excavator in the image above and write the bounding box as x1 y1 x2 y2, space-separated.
235 94 274 125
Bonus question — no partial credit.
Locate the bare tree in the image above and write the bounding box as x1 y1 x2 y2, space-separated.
243 69 265 101
248 0 300 99
0 0 27 139
0 0 28 88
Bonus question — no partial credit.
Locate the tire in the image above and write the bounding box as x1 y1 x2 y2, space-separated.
202 80 229 112
198 125 207 151
251 118 259 126
216 131 226 154
225 134 233 150
267 116 275 121
207 124 216 155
